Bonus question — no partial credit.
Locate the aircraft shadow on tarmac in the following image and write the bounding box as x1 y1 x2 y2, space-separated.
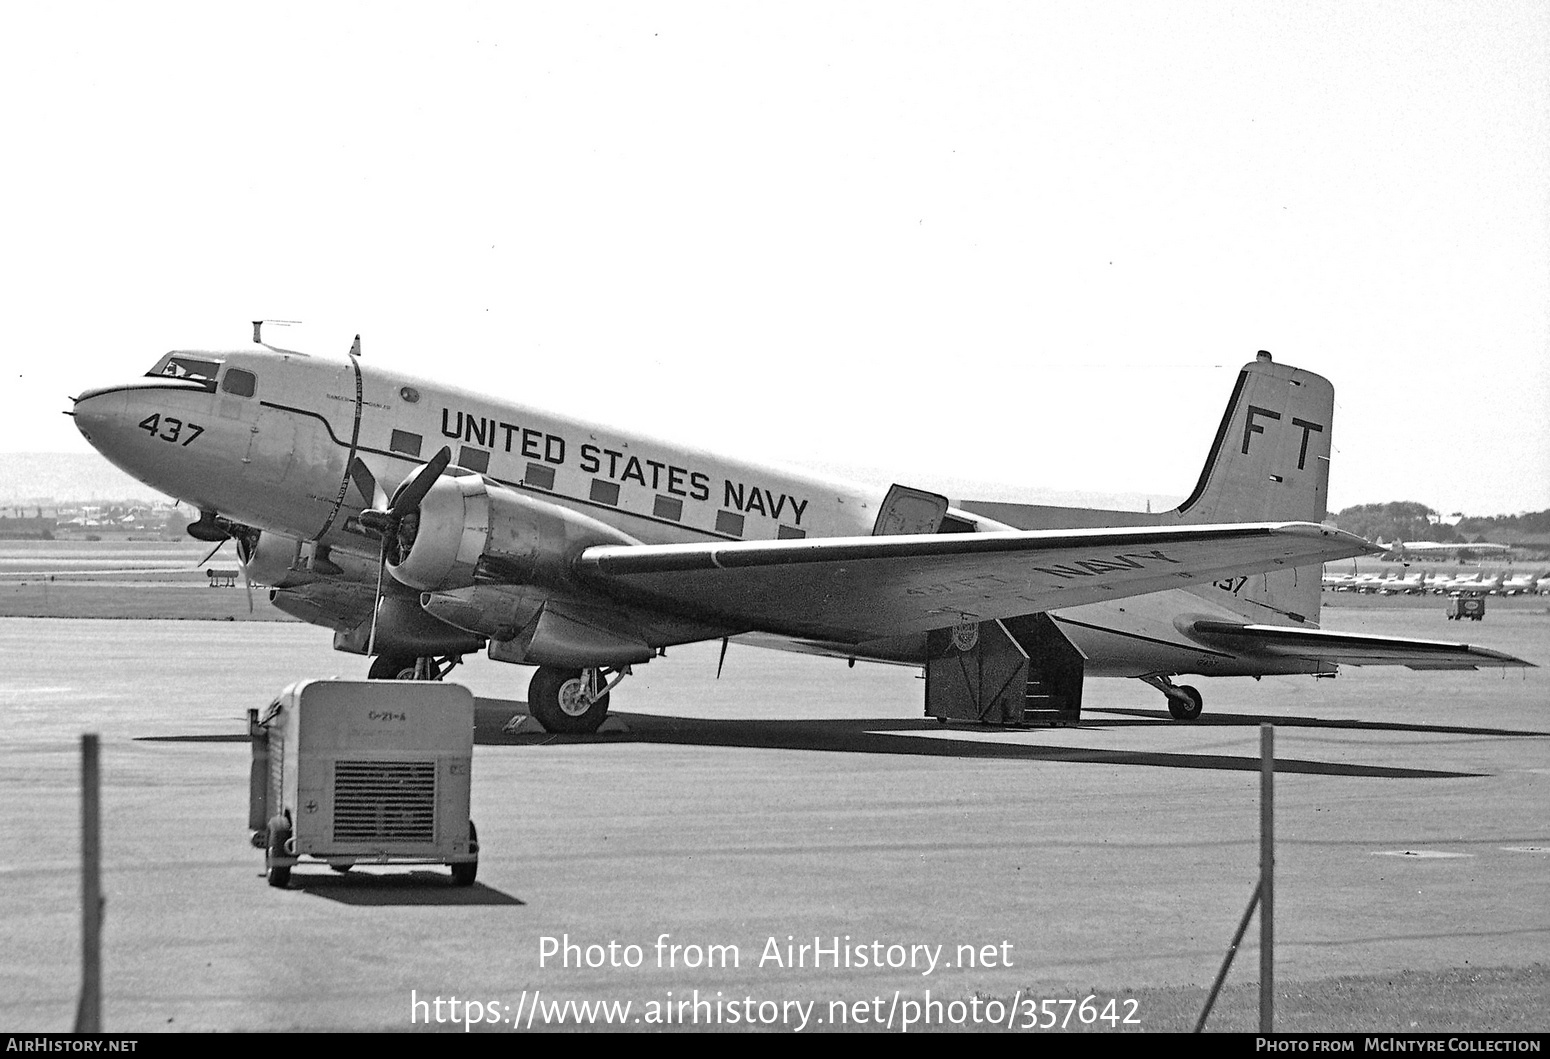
136 701 1546 782
283 870 524 907
468 703 1511 780
1079 707 1548 739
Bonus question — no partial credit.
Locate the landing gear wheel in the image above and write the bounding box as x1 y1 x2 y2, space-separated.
1168 685 1204 721
451 821 478 887
527 667 612 734
369 654 418 680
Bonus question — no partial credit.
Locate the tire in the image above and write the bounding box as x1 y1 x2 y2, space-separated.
329 864 353 874
451 821 478 887
526 667 611 734
1168 685 1204 721
266 815 292 888
369 654 418 680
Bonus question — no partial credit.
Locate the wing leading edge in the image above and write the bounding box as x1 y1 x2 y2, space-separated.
575 521 1374 642
1189 620 1534 670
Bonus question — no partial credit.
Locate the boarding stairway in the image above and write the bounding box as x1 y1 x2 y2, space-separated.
924 613 1085 727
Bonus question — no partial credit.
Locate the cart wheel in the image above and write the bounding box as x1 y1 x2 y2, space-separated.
266 815 292 889
451 821 478 887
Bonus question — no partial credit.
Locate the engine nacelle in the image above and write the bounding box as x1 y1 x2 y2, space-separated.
242 530 303 588
389 474 640 594
241 529 380 589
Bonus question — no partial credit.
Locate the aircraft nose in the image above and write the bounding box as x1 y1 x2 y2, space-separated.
69 387 128 446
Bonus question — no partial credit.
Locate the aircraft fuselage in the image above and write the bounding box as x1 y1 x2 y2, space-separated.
72 347 1330 680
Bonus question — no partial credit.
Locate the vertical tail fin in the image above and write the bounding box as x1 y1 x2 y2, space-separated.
956 350 1339 625
1173 351 1334 623
1173 351 1333 525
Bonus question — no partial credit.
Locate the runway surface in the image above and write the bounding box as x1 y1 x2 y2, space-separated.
1 608 1546 1031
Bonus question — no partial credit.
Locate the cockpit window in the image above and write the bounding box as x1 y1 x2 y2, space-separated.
222 368 257 397
146 353 221 392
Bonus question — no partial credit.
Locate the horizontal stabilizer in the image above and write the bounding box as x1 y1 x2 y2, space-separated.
575 522 1374 642
1189 621 1535 670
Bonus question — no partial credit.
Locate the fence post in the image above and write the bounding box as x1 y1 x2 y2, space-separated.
74 734 102 1033
1260 724 1274 1033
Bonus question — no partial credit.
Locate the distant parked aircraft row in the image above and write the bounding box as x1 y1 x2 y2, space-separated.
1322 569 1550 595
1373 538 1515 560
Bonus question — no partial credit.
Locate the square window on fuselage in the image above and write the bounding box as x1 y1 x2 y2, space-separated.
525 463 555 490
390 430 423 458
459 447 490 474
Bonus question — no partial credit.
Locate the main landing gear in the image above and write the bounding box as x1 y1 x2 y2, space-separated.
525 665 631 734
1141 674 1204 721
367 654 462 681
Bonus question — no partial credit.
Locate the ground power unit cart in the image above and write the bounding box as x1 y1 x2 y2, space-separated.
249 679 479 887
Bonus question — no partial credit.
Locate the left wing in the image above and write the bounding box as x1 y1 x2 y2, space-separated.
1189 620 1534 670
576 521 1373 642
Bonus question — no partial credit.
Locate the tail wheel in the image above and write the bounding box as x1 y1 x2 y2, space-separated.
527 667 611 734
1168 685 1204 721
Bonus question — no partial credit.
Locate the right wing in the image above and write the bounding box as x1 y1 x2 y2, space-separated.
576 521 1375 642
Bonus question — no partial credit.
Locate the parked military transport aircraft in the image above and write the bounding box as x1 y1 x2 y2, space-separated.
67 338 1530 732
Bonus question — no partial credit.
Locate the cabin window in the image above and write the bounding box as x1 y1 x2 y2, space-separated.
653 495 683 521
590 480 620 506
390 430 423 458
524 463 555 490
221 368 256 397
458 447 490 474
777 525 806 539
716 511 744 537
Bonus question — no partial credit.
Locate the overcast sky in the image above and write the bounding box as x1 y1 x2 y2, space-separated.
3 1 1546 515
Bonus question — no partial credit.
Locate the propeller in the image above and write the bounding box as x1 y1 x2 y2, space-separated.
353 446 452 658
234 535 255 614
194 528 255 613
197 539 226 567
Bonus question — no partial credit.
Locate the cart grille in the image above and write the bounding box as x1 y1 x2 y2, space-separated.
332 760 436 842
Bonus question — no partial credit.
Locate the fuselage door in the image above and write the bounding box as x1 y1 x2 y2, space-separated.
872 484 950 535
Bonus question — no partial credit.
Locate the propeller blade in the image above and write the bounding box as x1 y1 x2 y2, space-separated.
389 446 452 516
716 637 729 679
348 456 385 509
197 538 227 567
241 564 253 614
366 540 387 659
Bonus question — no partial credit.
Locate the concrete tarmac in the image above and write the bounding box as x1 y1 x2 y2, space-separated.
1 609 1546 1032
